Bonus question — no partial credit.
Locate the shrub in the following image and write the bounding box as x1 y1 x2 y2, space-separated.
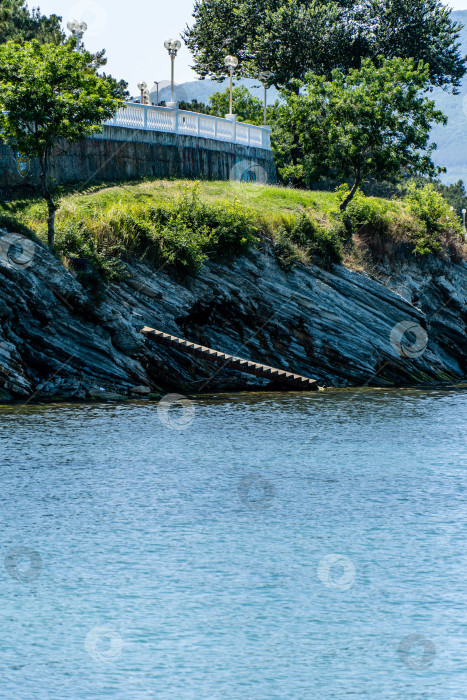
337 184 464 259
148 185 259 264
56 185 260 285
340 187 393 237
274 228 301 270
287 213 343 269
56 222 126 300
404 182 462 256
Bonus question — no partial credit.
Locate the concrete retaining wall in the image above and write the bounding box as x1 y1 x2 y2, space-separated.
0 124 277 193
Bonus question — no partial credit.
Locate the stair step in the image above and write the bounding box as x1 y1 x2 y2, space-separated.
141 326 319 391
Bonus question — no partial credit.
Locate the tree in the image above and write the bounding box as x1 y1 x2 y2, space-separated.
100 73 130 101
184 0 466 93
274 58 447 210
0 2 129 100
209 86 263 123
178 98 211 114
0 0 63 44
0 40 120 246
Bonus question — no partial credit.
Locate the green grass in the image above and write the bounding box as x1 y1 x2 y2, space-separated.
1 177 464 292
0 178 342 236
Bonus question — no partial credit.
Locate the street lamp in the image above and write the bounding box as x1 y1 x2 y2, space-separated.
137 81 147 105
164 39 181 108
153 81 160 106
67 19 87 51
462 208 466 232
224 55 239 119
259 71 273 126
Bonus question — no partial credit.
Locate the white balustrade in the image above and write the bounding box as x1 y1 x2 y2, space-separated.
104 103 271 151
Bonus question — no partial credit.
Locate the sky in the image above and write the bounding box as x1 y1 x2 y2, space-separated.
36 0 467 93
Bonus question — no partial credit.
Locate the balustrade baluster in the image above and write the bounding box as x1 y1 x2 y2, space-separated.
102 104 270 150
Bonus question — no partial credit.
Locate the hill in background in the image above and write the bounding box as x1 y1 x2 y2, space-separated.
150 78 279 106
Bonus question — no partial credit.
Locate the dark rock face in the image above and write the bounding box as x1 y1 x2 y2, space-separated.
0 229 465 401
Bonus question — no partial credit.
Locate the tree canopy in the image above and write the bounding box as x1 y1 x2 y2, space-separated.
184 0 466 92
209 86 264 123
273 58 447 209
0 40 120 245
0 1 129 100
0 0 64 44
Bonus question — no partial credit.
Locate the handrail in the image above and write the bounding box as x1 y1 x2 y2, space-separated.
103 103 272 151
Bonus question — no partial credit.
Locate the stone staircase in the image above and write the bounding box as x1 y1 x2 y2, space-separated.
141 326 319 391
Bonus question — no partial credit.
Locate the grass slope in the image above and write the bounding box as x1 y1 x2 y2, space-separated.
2 179 341 233
1 178 464 295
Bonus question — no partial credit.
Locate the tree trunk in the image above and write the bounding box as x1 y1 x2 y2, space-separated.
340 173 361 211
39 152 57 248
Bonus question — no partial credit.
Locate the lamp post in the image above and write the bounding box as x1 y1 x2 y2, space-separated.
154 81 160 106
463 208 466 232
164 39 181 108
137 81 147 105
258 71 273 126
67 19 87 51
224 55 239 120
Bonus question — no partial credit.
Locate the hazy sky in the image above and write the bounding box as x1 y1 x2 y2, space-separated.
36 0 467 92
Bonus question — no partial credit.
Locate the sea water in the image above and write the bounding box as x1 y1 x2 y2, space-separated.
1 388 466 698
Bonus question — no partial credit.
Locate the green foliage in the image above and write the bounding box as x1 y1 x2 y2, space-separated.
0 40 120 159
57 223 126 301
178 98 211 114
404 182 462 255
184 0 466 92
104 204 211 274
433 180 467 220
401 177 467 223
57 185 260 278
336 184 464 258
277 213 343 269
4 180 463 286
179 88 269 125
275 58 447 209
0 0 64 44
0 39 120 245
342 187 395 236
100 73 130 101
273 229 301 271
209 86 264 124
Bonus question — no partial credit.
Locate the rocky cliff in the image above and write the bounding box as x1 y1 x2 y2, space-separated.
0 229 465 401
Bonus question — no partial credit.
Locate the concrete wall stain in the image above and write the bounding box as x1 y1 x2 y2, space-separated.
0 125 277 193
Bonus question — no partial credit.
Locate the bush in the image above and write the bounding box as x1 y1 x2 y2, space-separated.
274 228 301 270
336 184 464 259
56 184 260 282
280 213 343 269
147 186 259 269
339 186 393 237
404 182 462 256
57 222 126 300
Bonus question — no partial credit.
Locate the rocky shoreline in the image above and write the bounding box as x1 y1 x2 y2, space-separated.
0 228 466 403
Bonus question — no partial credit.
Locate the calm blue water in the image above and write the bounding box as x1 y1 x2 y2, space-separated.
1 388 466 699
